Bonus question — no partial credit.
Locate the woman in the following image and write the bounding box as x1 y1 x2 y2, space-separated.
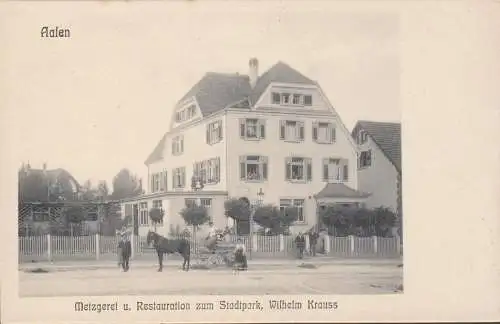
205 222 218 252
233 239 248 270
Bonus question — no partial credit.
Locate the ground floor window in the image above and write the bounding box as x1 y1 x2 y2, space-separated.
279 198 305 223
152 200 164 225
139 202 149 226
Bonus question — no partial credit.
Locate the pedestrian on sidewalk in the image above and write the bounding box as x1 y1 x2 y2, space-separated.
118 231 132 272
295 232 306 259
309 231 319 256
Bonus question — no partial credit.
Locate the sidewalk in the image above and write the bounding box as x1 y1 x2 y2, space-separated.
19 256 402 272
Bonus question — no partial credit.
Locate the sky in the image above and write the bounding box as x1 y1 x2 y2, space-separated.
4 2 399 189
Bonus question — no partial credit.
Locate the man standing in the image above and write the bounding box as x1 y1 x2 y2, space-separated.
118 231 132 272
308 231 319 257
295 232 306 259
234 239 248 270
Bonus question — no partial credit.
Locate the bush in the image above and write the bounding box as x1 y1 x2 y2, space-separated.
180 205 210 229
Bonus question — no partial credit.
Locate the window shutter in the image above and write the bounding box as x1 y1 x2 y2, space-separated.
150 176 155 192
306 158 312 181
312 122 318 141
343 163 349 181
171 141 175 154
239 119 245 138
259 119 266 139
218 120 223 140
299 122 305 140
163 171 168 191
180 137 184 153
331 124 336 142
239 156 246 180
323 158 329 181
279 120 286 140
215 157 220 182
172 171 176 189
181 168 186 187
367 150 372 166
285 157 291 180
262 156 268 180
206 125 211 144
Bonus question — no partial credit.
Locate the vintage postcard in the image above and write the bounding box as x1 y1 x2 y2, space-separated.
1 0 499 323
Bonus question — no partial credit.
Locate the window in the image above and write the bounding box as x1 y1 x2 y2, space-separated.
175 105 196 123
271 91 311 106
279 199 305 223
200 198 212 209
240 155 268 181
357 130 368 144
86 206 98 221
139 202 149 226
172 135 184 156
239 118 266 140
272 92 281 104
172 167 186 189
359 150 372 168
194 157 220 185
313 122 336 143
206 120 223 145
150 171 168 193
124 204 133 218
152 200 164 225
33 207 50 222
292 94 301 105
303 95 312 106
279 120 305 142
322 158 349 182
285 157 312 181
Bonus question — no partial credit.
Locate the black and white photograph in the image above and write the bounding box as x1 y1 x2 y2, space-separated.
2 1 498 323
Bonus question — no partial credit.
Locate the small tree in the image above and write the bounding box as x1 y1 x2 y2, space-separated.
253 204 299 234
65 206 86 236
180 205 210 239
373 206 397 237
149 207 164 232
224 197 251 235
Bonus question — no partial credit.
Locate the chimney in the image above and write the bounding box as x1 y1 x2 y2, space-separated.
249 58 259 88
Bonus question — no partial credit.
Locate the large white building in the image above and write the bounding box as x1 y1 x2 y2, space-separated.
122 59 370 236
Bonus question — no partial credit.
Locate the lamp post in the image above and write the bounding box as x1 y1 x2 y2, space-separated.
248 188 264 260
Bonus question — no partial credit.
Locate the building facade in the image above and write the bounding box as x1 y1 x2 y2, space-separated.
123 59 370 236
351 121 402 220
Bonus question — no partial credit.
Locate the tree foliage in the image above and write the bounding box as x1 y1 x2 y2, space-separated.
180 205 210 228
319 205 397 237
110 169 143 200
149 207 164 232
253 204 298 234
224 197 252 235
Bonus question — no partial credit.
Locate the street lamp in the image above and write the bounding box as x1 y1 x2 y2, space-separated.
248 188 264 259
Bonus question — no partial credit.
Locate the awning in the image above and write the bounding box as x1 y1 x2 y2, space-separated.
314 183 371 199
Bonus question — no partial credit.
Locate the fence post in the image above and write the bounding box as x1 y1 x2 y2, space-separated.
47 233 51 262
252 235 258 252
324 235 330 254
349 235 355 255
95 233 100 260
279 234 285 252
373 236 378 254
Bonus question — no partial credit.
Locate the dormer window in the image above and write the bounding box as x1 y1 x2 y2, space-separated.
175 104 197 123
357 130 368 145
271 91 313 107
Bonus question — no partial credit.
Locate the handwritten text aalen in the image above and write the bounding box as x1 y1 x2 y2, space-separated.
41 26 71 38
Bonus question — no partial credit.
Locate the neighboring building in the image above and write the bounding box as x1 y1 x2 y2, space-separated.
123 59 370 236
18 163 106 235
351 121 402 221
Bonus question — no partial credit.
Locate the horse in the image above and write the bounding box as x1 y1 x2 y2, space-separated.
146 230 191 272
118 238 132 272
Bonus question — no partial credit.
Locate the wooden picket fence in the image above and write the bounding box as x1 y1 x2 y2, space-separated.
18 234 401 263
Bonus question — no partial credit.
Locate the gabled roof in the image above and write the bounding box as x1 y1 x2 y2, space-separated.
145 61 317 165
248 61 316 105
178 72 252 116
353 120 401 173
314 183 371 199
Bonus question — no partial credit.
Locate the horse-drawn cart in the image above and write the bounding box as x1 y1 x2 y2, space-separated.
194 241 236 268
